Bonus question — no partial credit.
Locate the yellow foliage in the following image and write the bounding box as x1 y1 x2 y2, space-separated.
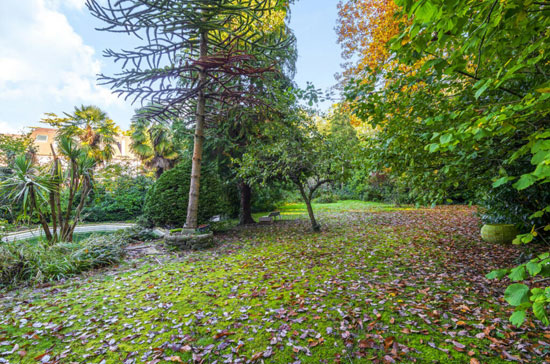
336 0 407 76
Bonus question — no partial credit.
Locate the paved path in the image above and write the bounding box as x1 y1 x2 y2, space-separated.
1 223 138 243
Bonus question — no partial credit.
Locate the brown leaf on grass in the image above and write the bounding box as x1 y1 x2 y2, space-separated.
384 336 395 351
213 330 235 340
470 358 480 364
309 337 324 347
180 345 192 352
359 339 374 349
502 350 522 362
164 356 183 362
250 351 264 361
34 352 48 361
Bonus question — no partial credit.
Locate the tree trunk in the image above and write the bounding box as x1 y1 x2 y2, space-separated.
185 30 208 229
298 184 320 232
49 145 59 242
65 179 91 242
238 181 256 225
30 188 53 242
155 167 164 179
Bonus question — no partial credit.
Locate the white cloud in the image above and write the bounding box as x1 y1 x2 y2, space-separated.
45 0 86 11
0 121 28 135
0 0 122 109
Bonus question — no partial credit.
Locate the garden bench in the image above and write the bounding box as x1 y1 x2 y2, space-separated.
268 211 281 220
259 216 273 224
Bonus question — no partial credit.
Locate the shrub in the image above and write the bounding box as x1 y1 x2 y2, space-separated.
84 174 153 222
136 214 155 229
0 227 157 288
313 192 339 204
251 183 286 212
143 161 228 227
479 178 550 230
336 171 413 204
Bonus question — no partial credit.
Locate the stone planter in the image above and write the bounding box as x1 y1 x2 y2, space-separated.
480 224 518 244
164 231 215 251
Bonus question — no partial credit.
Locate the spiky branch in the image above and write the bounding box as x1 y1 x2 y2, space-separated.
87 0 295 227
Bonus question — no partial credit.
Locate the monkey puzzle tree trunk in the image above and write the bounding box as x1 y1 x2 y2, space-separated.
185 31 208 229
239 180 256 225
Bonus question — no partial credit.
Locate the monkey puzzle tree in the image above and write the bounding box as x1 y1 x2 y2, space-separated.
86 0 293 228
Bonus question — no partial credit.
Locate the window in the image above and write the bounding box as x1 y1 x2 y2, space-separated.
35 135 48 142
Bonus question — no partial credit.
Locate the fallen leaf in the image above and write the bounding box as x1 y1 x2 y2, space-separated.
164 356 183 362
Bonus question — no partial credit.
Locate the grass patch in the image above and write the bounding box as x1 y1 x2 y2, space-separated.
0 205 545 363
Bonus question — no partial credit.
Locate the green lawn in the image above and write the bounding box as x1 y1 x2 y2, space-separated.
252 200 395 220
0 203 545 363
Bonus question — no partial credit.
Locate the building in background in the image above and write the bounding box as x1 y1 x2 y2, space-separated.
30 127 139 165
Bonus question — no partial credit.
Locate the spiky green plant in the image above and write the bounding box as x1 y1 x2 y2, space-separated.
0 136 97 243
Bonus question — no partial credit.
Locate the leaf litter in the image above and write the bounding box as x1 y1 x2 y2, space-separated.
0 205 549 363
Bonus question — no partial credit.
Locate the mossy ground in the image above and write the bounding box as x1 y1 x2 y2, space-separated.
0 202 548 363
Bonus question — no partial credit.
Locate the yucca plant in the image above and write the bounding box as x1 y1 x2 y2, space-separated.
0 136 97 243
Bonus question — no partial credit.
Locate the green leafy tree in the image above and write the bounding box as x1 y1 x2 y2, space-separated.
345 0 550 326
84 163 154 222
239 110 344 231
0 133 35 168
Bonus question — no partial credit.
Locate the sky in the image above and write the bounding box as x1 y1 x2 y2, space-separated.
0 0 344 133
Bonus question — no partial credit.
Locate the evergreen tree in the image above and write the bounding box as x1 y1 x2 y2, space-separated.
86 0 293 227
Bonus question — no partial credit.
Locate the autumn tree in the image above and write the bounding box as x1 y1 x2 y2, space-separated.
87 0 293 228
345 0 550 326
336 0 405 78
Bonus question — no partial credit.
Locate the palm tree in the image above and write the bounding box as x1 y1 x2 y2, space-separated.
42 105 120 165
130 119 179 178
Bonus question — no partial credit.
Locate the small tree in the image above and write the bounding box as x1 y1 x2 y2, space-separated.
0 133 35 167
239 112 342 231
